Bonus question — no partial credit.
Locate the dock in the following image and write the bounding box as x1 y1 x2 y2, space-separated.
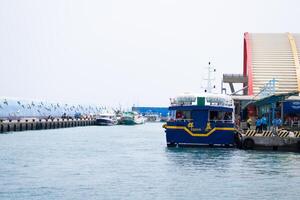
0 118 96 133
239 129 300 151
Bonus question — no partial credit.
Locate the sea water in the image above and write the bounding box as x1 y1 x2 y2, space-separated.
0 123 300 200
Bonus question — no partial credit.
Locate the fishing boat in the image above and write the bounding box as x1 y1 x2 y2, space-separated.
95 113 118 126
163 93 237 147
144 113 161 122
120 111 145 125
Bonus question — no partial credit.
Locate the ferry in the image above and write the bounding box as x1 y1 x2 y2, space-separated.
163 93 237 147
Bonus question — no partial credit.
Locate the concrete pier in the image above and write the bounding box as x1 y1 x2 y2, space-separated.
239 129 300 151
0 118 96 133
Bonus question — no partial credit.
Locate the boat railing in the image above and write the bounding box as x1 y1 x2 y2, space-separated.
168 118 193 123
209 120 233 124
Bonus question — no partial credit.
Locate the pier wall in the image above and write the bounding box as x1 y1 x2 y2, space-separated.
0 118 96 133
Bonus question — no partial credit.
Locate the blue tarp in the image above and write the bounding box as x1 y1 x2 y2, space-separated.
283 101 300 115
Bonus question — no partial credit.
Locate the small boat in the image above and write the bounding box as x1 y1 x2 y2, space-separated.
163 93 237 147
144 113 161 122
95 113 118 126
120 111 145 125
160 116 170 122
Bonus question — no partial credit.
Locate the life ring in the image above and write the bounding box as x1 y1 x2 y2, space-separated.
297 141 300 151
234 132 243 149
243 138 255 150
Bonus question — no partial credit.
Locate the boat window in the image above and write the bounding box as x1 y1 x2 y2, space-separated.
224 112 232 121
170 110 176 120
209 111 232 122
176 110 191 120
209 111 219 121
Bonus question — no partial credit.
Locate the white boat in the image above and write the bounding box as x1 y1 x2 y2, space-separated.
120 111 145 125
95 113 118 126
144 113 161 122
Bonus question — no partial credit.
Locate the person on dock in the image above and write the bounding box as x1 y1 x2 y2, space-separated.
261 115 267 131
255 117 262 132
272 117 282 132
247 117 252 129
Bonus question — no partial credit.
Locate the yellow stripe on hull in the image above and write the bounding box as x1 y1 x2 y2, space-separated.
164 125 235 137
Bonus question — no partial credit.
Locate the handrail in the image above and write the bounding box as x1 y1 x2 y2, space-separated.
209 120 233 123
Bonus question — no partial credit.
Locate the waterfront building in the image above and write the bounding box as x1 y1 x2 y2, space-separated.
223 33 300 129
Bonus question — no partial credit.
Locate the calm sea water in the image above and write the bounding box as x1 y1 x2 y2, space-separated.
1 123 300 200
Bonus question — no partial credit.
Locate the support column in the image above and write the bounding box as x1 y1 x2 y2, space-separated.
287 33 300 92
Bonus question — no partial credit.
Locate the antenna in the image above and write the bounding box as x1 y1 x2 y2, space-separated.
203 61 216 93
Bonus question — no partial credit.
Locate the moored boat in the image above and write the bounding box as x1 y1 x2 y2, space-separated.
95 113 118 126
120 111 145 125
144 113 161 122
163 93 237 147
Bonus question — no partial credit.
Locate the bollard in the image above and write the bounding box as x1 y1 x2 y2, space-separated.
25 120 28 130
19 123 22 131
32 119 36 130
0 120 3 133
37 119 41 130
36 120 39 130
41 120 45 129
16 120 21 131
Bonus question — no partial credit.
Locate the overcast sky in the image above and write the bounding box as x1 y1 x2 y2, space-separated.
0 0 300 107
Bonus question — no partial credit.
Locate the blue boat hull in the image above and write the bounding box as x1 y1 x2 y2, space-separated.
164 126 236 147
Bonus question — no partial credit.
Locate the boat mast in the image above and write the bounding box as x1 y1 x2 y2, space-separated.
203 62 216 93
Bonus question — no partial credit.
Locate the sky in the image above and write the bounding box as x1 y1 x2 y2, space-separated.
0 0 300 107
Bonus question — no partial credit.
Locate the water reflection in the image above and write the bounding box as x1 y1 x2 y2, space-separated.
236 150 300 176
164 147 235 173
164 147 300 177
